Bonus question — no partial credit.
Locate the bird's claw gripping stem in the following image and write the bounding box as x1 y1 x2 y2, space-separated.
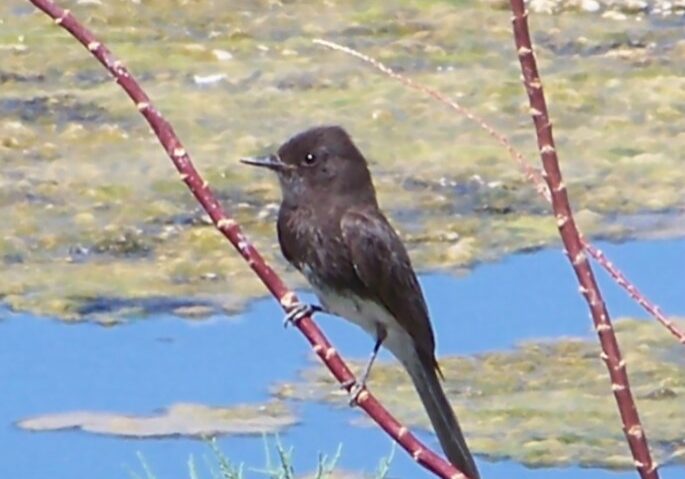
283 302 323 328
341 378 367 406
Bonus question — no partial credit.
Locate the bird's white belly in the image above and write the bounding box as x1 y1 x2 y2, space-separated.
314 286 386 334
309 283 417 368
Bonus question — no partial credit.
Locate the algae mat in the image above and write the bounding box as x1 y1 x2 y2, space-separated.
273 319 685 469
1 1 684 320
18 400 296 438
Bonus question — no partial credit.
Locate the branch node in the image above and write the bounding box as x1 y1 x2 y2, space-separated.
217 218 237 230
572 251 586 266
87 41 100 52
517 46 532 56
54 9 69 24
237 239 250 254
279 292 297 310
596 322 612 332
612 383 626 392
324 347 337 360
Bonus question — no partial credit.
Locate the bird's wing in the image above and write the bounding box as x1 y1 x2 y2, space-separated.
340 206 437 365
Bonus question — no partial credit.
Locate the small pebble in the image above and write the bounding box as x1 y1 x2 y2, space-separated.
581 0 601 12
212 49 233 61
193 73 227 85
602 10 628 19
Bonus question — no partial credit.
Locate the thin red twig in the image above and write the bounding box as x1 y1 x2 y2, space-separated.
509 1 658 477
312 40 684 345
27 1 468 478
584 242 684 344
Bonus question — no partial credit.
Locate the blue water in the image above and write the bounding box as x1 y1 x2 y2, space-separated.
0 239 683 478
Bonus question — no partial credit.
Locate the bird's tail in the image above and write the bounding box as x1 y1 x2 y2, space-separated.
404 350 480 479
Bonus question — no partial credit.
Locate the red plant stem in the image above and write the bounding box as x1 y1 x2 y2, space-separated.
584 242 685 344
27 1 468 478
313 39 685 346
509 1 658 477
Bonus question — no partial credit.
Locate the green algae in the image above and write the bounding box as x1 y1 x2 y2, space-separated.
1 1 684 320
272 318 685 468
18 400 296 438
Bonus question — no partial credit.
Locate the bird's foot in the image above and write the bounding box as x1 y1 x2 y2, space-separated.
340 335 382 406
340 378 367 407
283 302 323 328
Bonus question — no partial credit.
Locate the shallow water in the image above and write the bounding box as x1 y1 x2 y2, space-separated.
1 238 683 478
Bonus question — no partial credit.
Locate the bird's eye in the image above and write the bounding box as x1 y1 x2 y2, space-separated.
303 153 317 166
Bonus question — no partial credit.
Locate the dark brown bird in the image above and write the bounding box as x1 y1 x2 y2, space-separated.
241 125 479 479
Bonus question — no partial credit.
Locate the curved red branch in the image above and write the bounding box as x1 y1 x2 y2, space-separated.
509 1 658 477
26 1 468 478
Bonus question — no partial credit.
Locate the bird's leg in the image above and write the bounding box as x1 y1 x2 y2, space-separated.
283 302 325 328
344 325 387 406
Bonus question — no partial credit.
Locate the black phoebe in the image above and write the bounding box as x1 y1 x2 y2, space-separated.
241 125 479 479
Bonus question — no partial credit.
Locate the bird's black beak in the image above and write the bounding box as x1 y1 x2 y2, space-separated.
240 154 287 171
